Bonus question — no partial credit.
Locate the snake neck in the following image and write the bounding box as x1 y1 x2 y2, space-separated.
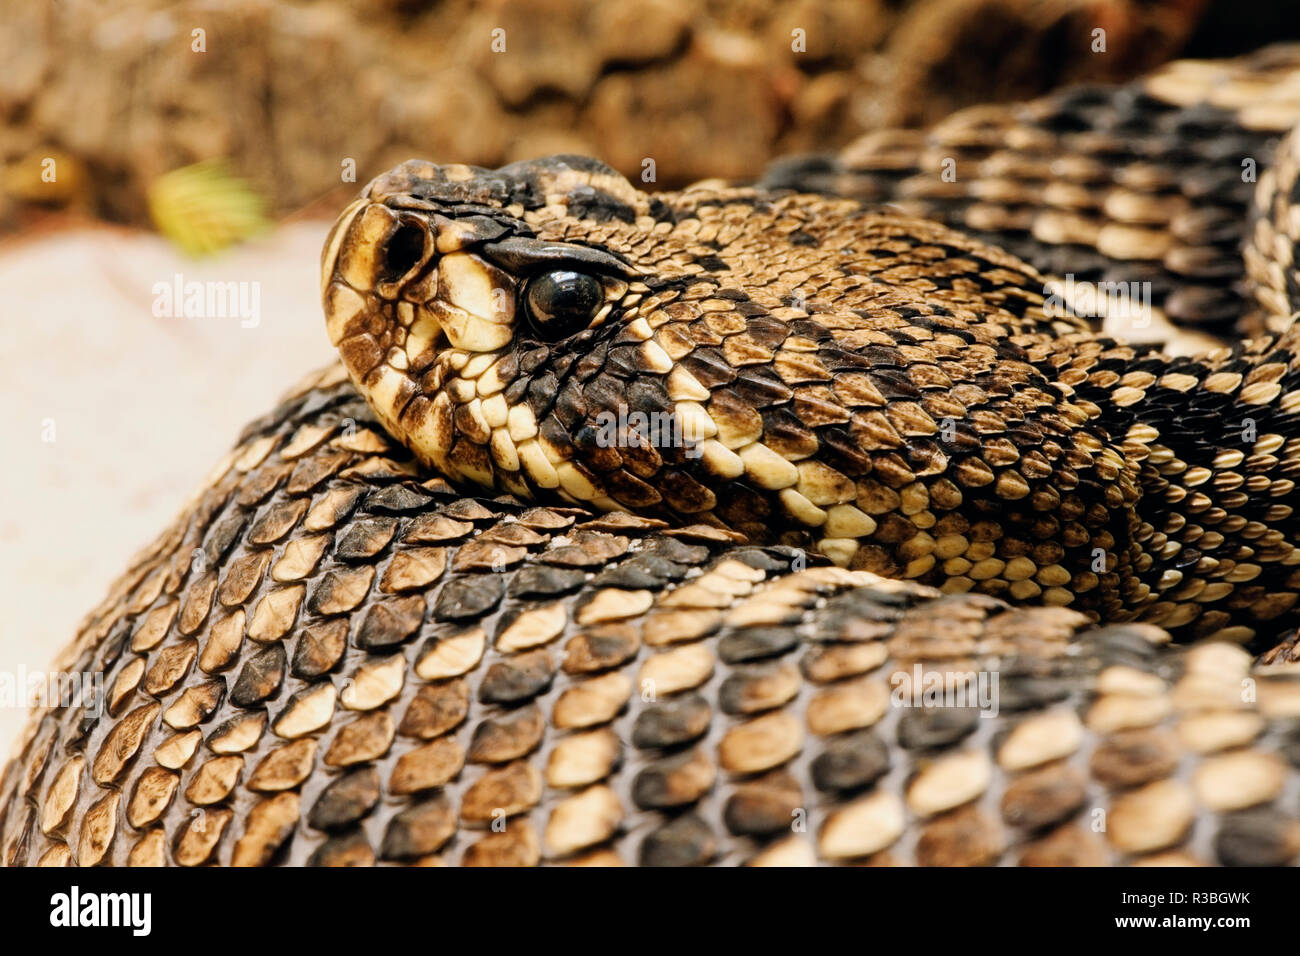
1074 330 1300 643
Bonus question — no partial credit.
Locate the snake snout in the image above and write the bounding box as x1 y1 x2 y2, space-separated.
326 201 437 302
322 192 534 489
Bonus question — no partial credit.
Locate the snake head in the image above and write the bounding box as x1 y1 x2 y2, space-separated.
323 155 1090 557
321 155 744 514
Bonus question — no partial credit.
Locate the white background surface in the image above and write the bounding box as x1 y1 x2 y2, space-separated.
0 222 337 762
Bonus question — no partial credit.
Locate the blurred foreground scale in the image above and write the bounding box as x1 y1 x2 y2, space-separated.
147 161 270 256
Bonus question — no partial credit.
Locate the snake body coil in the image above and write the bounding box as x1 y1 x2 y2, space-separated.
7 47 1300 867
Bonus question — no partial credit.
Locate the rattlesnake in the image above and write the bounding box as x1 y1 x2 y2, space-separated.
6 46 1300 867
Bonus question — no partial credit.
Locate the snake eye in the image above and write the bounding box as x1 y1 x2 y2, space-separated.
381 222 425 281
523 270 604 340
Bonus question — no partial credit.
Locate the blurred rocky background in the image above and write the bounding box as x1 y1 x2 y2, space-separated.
5 0 1298 230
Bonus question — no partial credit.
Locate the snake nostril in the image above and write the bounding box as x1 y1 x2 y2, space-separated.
381 222 426 282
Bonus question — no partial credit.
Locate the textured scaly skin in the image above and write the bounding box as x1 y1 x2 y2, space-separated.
7 48 1300 867
759 44 1300 337
3 366 1300 867
325 153 1300 645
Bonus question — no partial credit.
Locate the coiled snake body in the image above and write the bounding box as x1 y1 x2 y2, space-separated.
7 47 1300 867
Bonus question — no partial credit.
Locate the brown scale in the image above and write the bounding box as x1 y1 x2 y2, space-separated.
6 367 1300 867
